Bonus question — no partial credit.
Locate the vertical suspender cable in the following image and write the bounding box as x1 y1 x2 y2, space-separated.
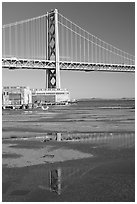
35 19 37 59
109 43 111 64
24 23 27 58
61 16 63 60
112 47 115 64
112 45 113 64
108 44 109 64
37 19 39 59
26 21 28 59
120 50 122 65
105 43 108 63
83 31 85 62
74 25 76 62
30 20 32 59
111 46 113 64
3 28 5 57
79 27 81 63
28 21 30 59
125 53 127 65
44 16 46 60
103 42 105 64
37 18 39 59
100 39 102 63
16 23 17 58
46 13 49 61
105 42 107 64
65 18 66 61
68 20 69 61
87 34 89 63
40 18 42 59
98 39 99 63
118 50 120 64
128 54 130 65
28 21 29 59
123 52 125 65
30 20 31 59
32 20 34 59
32 19 35 60
20 23 22 58
42 17 44 59
97 37 98 63
94 37 96 63
114 48 116 64
89 34 91 63
66 19 68 61
40 17 42 59
40 18 43 59
33 19 35 59
63 16 65 61
9 25 11 57
75 25 77 62
71 22 73 62
38 18 41 58
96 37 97 63
112 46 114 64
27 21 29 59
92 35 93 63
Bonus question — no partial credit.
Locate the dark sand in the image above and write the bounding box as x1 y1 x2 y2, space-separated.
2 136 135 202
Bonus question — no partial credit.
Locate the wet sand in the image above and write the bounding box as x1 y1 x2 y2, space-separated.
2 100 135 202
2 136 135 202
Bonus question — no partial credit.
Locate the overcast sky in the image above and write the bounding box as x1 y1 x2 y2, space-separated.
2 2 135 99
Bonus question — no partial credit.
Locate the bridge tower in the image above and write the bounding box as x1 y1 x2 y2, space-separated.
46 9 61 90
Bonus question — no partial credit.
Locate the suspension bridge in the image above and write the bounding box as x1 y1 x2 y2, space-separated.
2 9 135 90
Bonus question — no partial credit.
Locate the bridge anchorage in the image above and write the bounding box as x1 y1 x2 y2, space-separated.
2 8 135 101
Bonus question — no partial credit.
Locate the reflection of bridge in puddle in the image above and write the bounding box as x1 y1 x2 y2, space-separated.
3 161 99 198
60 132 135 148
3 133 135 198
39 165 97 195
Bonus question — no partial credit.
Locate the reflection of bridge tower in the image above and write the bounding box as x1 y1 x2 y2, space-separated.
46 9 60 89
50 168 61 195
49 165 97 195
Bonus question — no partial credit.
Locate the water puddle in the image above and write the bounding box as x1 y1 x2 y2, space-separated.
38 165 98 195
59 132 135 148
3 164 99 198
10 190 30 196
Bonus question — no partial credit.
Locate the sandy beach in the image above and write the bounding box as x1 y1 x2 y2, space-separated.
2 100 135 202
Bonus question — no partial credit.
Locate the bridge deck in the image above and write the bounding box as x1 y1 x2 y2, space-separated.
2 58 135 72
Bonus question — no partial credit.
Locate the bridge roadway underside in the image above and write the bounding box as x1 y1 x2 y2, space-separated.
2 58 135 72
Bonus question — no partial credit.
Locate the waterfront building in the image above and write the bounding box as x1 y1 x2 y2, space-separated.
31 88 70 105
2 86 70 109
2 86 32 109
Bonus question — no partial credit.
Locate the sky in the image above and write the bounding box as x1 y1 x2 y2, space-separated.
2 2 135 99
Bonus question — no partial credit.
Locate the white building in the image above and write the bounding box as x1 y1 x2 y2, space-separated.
32 88 70 104
2 86 32 108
